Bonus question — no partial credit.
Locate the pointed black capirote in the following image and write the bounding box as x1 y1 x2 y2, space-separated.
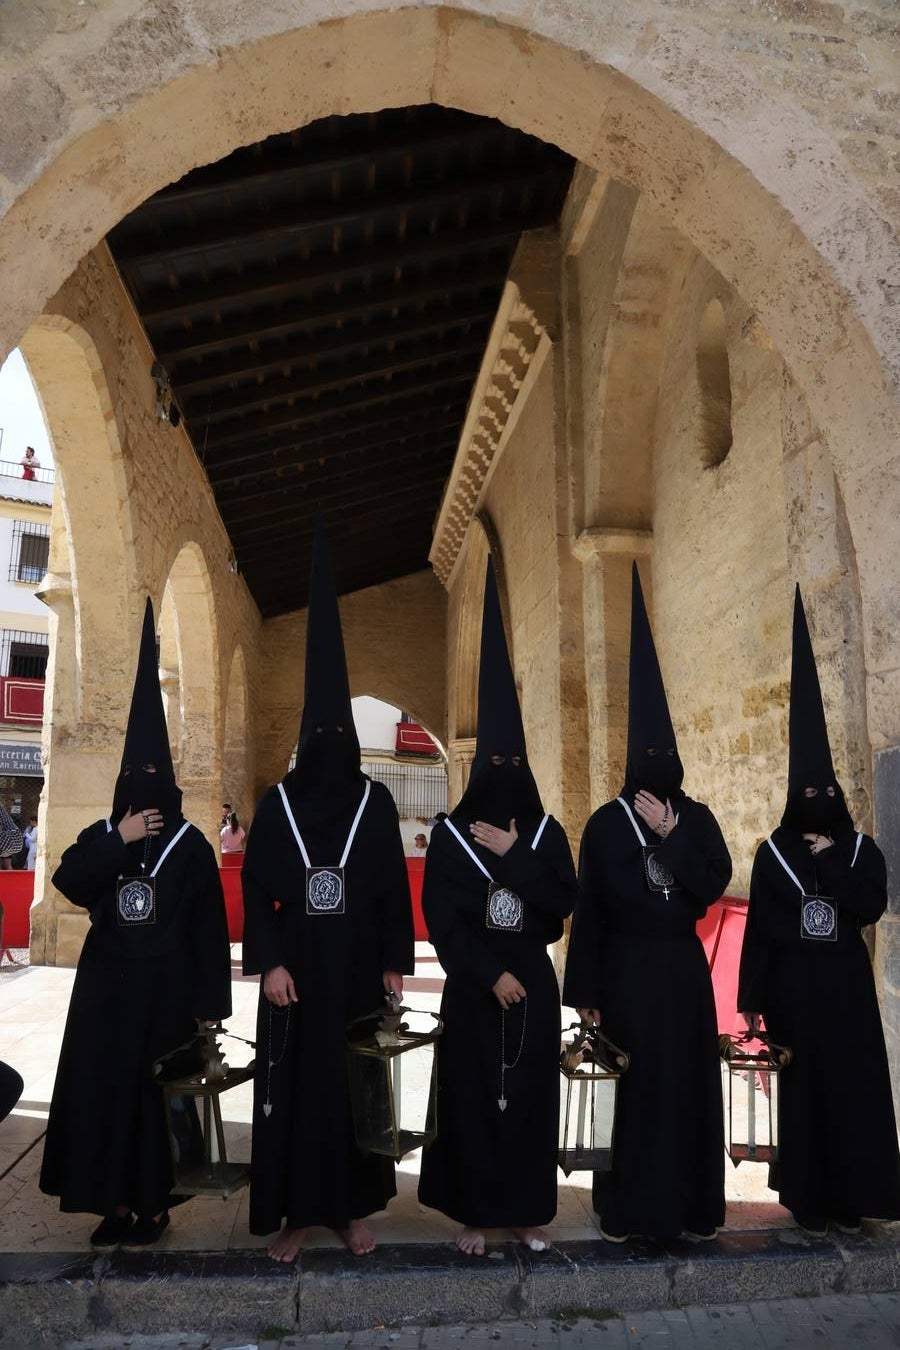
112 597 180 820
294 516 361 769
787 584 836 794
470 556 526 777
622 561 684 800
453 556 543 825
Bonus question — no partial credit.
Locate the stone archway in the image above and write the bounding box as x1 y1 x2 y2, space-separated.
18 317 140 966
0 0 894 764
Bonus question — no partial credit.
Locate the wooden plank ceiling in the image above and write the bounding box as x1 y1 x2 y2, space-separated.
106 106 574 617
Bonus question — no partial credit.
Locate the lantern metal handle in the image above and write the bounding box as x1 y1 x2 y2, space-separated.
153 1023 257 1083
347 993 443 1046
719 1031 792 1069
561 1020 629 1074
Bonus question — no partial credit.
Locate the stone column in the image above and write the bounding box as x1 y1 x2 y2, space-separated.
447 737 477 812
573 527 652 806
30 570 124 966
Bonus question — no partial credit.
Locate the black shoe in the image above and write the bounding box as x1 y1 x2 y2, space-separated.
681 1227 717 1241
124 1211 170 1246
597 1221 630 1243
832 1214 862 1235
792 1212 828 1237
90 1213 134 1247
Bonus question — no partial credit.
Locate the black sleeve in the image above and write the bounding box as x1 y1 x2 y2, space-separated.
562 822 605 1011
654 801 732 914
491 817 577 920
375 790 415 975
814 834 887 926
737 850 769 1015
52 821 129 910
422 830 506 993
188 834 233 1022
240 801 285 977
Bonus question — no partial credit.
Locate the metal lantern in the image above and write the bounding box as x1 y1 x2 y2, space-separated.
558 1021 629 1176
719 1032 792 1166
347 994 442 1160
154 1025 255 1198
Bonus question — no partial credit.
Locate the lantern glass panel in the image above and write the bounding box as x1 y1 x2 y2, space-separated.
558 1067 618 1176
718 1034 790 1168
557 1024 628 1177
721 1058 779 1165
155 1028 254 1199
347 1011 440 1160
160 1069 254 1196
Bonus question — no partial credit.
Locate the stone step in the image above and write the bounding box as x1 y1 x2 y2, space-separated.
1 1228 898 1342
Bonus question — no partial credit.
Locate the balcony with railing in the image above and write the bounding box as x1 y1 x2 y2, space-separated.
0 457 55 507
0 631 47 725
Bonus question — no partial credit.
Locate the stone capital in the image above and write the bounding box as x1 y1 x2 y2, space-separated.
572 527 653 563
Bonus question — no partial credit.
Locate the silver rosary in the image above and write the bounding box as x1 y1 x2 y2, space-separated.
263 1001 292 1118
498 998 527 1112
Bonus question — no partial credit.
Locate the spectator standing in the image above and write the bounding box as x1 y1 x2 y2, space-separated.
24 817 37 871
0 803 23 871
220 812 246 854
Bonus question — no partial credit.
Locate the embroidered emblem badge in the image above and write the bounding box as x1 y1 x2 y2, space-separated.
306 866 346 915
801 894 836 941
642 846 679 897
117 876 156 926
486 884 523 932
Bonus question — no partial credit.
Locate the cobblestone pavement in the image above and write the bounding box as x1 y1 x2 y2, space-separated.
44 1293 899 1350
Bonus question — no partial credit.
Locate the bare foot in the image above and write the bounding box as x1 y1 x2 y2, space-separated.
267 1225 308 1263
513 1226 549 1252
456 1226 486 1256
339 1219 375 1256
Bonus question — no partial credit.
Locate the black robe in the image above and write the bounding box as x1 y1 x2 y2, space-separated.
417 815 576 1227
40 818 232 1217
242 778 414 1235
738 828 900 1220
563 795 731 1239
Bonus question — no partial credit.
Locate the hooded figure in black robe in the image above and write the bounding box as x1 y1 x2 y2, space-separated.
40 598 232 1246
737 586 900 1233
241 520 414 1261
563 562 731 1242
417 558 577 1254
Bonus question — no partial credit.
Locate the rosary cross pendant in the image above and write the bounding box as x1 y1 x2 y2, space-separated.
498 1097 507 1112
263 1102 272 1118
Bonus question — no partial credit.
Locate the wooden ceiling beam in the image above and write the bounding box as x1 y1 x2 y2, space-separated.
140 114 514 210
186 335 485 424
173 301 494 394
203 399 467 476
156 272 504 362
198 369 475 450
225 464 452 539
115 167 561 267
212 431 459 504
137 218 531 323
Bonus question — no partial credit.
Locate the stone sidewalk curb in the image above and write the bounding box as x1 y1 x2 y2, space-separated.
0 1228 897 1342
